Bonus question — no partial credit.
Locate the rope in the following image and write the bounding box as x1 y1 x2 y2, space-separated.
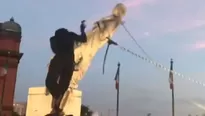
121 23 152 60
114 4 204 87
110 42 205 87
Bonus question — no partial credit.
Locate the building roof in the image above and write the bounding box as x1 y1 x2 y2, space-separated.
1 17 21 33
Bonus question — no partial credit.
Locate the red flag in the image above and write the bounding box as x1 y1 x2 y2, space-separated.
114 64 120 90
169 70 173 89
169 59 174 90
115 76 119 90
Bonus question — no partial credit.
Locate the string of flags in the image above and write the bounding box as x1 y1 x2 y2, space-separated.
114 44 205 87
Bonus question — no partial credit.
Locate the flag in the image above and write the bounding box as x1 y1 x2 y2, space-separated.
114 64 120 90
169 70 173 89
169 59 174 90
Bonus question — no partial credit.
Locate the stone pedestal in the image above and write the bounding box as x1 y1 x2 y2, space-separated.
26 87 82 116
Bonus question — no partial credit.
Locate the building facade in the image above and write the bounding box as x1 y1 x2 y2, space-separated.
0 18 23 116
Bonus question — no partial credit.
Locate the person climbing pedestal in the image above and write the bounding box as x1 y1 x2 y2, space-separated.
45 21 87 116
26 3 126 116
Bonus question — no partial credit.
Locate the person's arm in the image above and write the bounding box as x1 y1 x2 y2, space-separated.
50 36 57 54
71 32 87 43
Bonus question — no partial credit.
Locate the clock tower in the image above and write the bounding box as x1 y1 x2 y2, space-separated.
0 18 23 116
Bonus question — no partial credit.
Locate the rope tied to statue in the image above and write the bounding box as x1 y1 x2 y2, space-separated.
102 37 118 74
102 38 205 87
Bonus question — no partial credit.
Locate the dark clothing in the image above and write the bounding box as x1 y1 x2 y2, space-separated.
50 31 87 55
46 54 74 99
45 28 87 112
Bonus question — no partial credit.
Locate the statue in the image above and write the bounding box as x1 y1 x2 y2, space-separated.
69 3 126 89
46 3 126 111
25 3 127 116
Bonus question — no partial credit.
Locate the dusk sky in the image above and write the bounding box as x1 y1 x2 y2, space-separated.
1 0 205 116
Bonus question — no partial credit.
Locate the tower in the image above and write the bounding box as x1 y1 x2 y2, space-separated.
0 18 23 116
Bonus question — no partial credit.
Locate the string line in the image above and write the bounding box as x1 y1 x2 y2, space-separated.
114 44 205 87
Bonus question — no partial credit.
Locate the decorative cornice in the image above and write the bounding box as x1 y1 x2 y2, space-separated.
0 50 23 62
0 31 21 42
0 37 21 42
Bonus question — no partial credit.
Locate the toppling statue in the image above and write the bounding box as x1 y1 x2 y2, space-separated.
69 3 127 89
45 21 87 116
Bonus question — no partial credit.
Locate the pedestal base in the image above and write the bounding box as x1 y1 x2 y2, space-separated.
26 87 82 116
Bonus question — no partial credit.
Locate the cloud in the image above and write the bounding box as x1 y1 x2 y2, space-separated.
120 0 205 53
125 0 205 36
143 31 150 36
185 40 205 52
123 0 156 8
191 41 205 51
87 0 156 24
167 20 205 33
191 101 205 111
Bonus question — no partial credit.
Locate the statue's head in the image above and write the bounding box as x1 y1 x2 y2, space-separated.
112 3 126 18
55 28 69 36
55 28 70 38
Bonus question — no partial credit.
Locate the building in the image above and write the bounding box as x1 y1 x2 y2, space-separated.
13 102 27 116
0 18 23 116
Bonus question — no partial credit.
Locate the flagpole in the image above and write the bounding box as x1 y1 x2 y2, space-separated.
172 87 175 116
116 62 120 116
170 59 175 116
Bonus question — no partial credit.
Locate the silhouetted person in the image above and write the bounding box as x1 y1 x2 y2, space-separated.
45 20 87 116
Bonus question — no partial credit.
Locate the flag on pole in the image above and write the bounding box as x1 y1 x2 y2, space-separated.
114 63 120 90
169 59 174 90
169 70 173 89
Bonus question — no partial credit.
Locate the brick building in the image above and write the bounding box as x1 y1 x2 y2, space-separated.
0 18 23 116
